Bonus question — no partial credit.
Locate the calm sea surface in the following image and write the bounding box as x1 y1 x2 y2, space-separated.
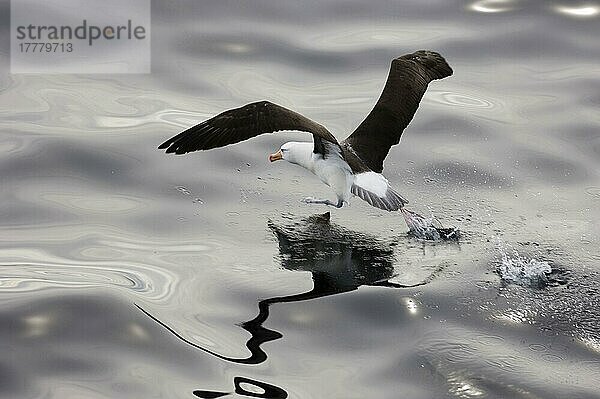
1 1 600 398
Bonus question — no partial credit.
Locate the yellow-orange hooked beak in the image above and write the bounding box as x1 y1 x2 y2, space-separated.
269 150 283 162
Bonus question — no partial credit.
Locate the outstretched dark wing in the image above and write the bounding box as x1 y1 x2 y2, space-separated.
158 101 339 157
342 50 453 173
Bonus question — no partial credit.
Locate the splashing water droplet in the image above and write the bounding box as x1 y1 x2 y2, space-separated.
497 244 551 288
401 208 459 241
176 186 191 196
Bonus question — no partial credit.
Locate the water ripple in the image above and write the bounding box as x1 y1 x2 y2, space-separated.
428 90 498 110
1 1 600 398
40 192 145 214
585 186 600 200
0 248 177 300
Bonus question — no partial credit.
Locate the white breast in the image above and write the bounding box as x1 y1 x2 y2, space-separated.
284 141 353 202
311 147 353 200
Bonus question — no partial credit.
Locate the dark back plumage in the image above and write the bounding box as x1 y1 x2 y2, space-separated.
343 50 453 173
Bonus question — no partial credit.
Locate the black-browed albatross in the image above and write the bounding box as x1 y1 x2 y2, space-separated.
159 50 452 211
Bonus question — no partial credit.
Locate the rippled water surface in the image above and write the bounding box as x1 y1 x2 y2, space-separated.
2 1 600 398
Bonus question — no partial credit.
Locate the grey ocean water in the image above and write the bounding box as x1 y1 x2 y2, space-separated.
1 0 600 398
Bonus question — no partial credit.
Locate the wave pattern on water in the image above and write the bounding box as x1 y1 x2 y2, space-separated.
1 0 600 398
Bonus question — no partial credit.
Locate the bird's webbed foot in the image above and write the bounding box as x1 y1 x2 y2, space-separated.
302 197 344 208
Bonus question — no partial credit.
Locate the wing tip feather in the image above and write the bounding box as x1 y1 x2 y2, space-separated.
403 50 453 81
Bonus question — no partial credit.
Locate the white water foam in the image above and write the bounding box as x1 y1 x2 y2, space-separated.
497 244 551 288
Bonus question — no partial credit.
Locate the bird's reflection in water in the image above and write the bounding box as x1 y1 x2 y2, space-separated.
270 211 426 292
139 212 434 398
193 376 288 399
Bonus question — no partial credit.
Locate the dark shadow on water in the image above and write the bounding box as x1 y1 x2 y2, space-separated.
138 212 440 398
194 377 288 399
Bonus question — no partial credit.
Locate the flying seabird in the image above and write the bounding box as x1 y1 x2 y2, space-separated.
159 50 452 211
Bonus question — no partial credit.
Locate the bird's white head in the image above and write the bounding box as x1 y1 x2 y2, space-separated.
269 141 312 165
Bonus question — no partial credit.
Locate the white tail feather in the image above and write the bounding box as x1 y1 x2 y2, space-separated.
352 172 407 211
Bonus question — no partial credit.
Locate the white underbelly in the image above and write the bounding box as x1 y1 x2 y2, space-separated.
312 158 353 199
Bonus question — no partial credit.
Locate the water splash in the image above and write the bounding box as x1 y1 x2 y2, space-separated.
176 186 192 195
401 208 459 241
497 244 551 288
